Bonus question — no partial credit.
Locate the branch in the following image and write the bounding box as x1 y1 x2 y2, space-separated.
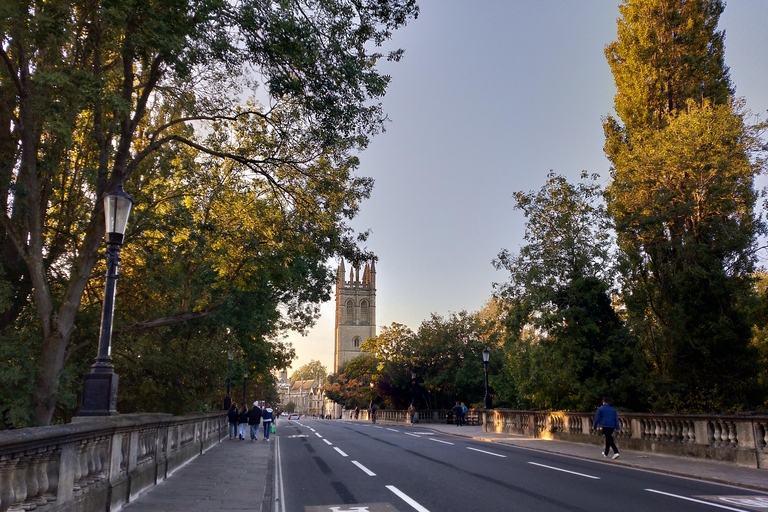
0 47 22 93
120 298 228 333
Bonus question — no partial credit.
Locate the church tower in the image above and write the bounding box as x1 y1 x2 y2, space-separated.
334 259 377 373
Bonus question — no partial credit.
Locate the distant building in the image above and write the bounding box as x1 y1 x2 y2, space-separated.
276 370 325 416
334 259 377 373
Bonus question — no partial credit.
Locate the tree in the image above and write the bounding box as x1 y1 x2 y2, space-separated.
324 355 379 409
604 0 766 412
494 172 644 411
0 0 419 425
291 360 328 382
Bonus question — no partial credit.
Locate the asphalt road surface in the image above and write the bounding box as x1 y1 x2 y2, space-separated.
274 419 768 512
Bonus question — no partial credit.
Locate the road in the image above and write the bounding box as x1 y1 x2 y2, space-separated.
274 419 768 512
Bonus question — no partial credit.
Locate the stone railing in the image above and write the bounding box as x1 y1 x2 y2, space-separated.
352 409 472 425
0 412 227 512
482 409 768 469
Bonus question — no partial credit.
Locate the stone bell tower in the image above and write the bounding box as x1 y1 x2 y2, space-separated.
334 259 377 373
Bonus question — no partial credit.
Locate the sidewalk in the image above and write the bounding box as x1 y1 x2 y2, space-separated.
398 421 768 492
120 436 274 512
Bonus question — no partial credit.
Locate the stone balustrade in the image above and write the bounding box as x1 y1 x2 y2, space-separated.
0 412 227 512
482 409 768 469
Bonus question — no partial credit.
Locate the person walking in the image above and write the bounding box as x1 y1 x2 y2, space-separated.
452 402 462 426
262 403 274 441
593 397 621 459
460 402 468 426
407 404 416 425
238 403 249 440
370 404 377 423
248 401 262 441
227 403 239 439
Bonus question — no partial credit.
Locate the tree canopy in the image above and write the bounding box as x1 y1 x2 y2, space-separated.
604 0 766 412
0 0 418 426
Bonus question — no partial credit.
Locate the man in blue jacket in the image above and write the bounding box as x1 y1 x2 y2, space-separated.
593 397 620 459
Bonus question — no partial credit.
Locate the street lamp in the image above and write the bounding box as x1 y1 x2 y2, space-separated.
482 347 492 409
242 370 249 406
79 184 134 416
223 351 234 410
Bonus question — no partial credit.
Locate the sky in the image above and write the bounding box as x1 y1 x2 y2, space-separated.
284 1 768 375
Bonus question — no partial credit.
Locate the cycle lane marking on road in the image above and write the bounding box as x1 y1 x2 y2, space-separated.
645 489 749 512
527 461 599 479
386 485 430 512
352 460 377 476
467 447 506 458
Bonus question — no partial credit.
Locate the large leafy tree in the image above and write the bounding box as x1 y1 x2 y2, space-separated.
291 360 328 382
0 0 418 425
494 172 644 411
604 0 766 412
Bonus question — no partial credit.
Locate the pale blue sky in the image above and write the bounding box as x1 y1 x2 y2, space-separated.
285 1 768 374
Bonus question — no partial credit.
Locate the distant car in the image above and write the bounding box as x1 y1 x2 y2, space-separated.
289 414 299 420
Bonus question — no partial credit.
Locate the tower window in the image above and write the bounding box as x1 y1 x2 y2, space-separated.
360 300 369 323
353 336 361 348
346 300 354 322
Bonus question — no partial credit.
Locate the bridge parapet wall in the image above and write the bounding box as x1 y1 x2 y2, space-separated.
482 409 768 469
0 412 227 512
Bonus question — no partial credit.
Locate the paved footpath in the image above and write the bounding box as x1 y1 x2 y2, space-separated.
121 435 273 512
122 419 768 512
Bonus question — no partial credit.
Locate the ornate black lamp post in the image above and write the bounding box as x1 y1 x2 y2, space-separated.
222 351 234 410
242 370 249 406
482 347 492 409
79 185 134 416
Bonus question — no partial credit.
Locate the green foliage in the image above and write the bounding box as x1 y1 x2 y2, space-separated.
604 0 767 412
333 312 500 411
0 0 418 425
291 360 329 382
494 172 644 412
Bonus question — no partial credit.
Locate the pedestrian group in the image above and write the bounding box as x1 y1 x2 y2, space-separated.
227 401 277 441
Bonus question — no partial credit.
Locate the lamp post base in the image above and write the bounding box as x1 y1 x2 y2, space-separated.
78 372 120 416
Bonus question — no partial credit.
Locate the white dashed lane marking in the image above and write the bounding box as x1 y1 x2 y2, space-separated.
528 462 599 480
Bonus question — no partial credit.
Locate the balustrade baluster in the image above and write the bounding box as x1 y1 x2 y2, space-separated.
0 456 18 512
7 456 28 512
72 442 85 494
40 448 58 503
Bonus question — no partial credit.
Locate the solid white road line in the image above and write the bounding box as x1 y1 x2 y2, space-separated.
274 436 286 512
428 438 454 445
386 485 431 512
467 447 507 458
334 447 349 457
527 462 600 480
323 439 332 446
351 460 376 476
645 489 749 512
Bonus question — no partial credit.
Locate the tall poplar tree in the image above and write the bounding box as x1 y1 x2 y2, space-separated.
604 0 766 412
